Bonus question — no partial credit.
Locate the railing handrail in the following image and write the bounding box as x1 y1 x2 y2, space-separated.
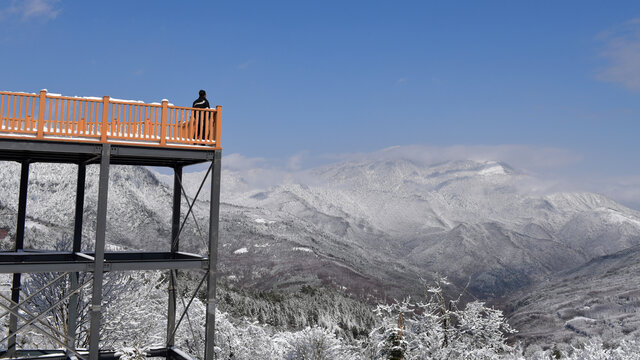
0 91 39 97
0 90 221 150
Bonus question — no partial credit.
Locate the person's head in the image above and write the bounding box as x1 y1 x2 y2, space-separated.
199 89 206 97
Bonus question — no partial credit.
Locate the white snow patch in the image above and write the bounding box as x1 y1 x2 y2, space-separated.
254 243 270 248
254 218 275 224
25 220 47 231
227 275 238 281
110 98 145 104
293 247 313 252
233 247 248 254
479 165 506 176
605 209 640 227
565 316 597 325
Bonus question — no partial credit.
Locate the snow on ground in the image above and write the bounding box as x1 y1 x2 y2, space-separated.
605 208 640 227
254 218 275 224
479 164 507 176
233 247 248 254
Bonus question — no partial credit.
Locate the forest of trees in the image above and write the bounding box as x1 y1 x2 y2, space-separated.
2 271 638 359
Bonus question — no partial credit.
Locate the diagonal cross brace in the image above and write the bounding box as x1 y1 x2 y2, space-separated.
170 161 213 252
0 290 78 345
0 298 87 360
0 271 70 321
167 270 208 348
0 276 92 344
176 172 209 249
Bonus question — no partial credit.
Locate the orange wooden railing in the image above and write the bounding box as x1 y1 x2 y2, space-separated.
0 90 221 149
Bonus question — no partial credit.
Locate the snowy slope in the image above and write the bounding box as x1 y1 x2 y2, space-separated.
506 244 640 347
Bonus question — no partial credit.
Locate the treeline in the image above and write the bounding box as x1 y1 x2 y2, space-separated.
214 282 377 340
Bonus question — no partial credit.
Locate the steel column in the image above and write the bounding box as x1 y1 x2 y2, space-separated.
204 151 221 360
7 160 30 357
88 145 111 360
68 162 86 352
167 165 182 347
73 163 86 253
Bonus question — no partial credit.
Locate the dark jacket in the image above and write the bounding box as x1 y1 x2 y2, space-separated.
192 96 211 139
192 96 210 109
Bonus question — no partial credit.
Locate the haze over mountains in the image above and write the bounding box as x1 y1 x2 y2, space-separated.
1 154 639 305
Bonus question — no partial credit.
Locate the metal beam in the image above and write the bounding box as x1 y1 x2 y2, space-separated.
8 160 30 357
167 165 182 347
0 251 207 273
0 258 207 273
0 139 101 155
110 145 214 161
88 144 110 360
204 151 222 360
0 139 214 167
171 166 183 253
73 163 87 253
68 162 86 353
15 160 30 250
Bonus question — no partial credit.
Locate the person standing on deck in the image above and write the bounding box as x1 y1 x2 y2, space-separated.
192 89 210 140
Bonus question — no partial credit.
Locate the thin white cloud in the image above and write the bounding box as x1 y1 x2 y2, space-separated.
597 18 640 91
286 151 308 171
24 0 60 19
321 144 582 174
223 153 269 171
584 175 640 211
0 0 61 20
217 145 580 192
237 60 254 70
395 77 408 85
218 146 640 211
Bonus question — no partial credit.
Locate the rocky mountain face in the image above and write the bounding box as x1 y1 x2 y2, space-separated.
1 158 640 302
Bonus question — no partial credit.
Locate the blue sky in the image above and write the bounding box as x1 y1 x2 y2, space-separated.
2 1 640 207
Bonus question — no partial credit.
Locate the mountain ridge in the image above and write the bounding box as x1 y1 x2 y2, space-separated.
1 157 639 302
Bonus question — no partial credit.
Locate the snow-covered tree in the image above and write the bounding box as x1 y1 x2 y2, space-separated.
369 278 518 359
283 326 350 360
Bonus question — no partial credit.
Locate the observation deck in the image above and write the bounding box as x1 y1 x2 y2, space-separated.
0 89 221 149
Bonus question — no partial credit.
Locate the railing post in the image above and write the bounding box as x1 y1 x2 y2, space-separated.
160 99 168 146
100 96 109 142
37 89 47 139
215 105 222 149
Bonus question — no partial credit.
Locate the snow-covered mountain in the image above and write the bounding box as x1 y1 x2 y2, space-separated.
2 157 640 301
185 158 640 299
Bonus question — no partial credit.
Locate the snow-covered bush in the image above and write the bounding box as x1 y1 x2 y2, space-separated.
527 337 640 360
115 346 147 360
369 278 519 359
283 326 352 360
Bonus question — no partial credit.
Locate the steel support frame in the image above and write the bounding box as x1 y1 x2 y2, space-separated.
204 151 221 360
88 144 110 360
167 165 182 347
0 140 220 360
7 160 30 357
68 162 86 354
